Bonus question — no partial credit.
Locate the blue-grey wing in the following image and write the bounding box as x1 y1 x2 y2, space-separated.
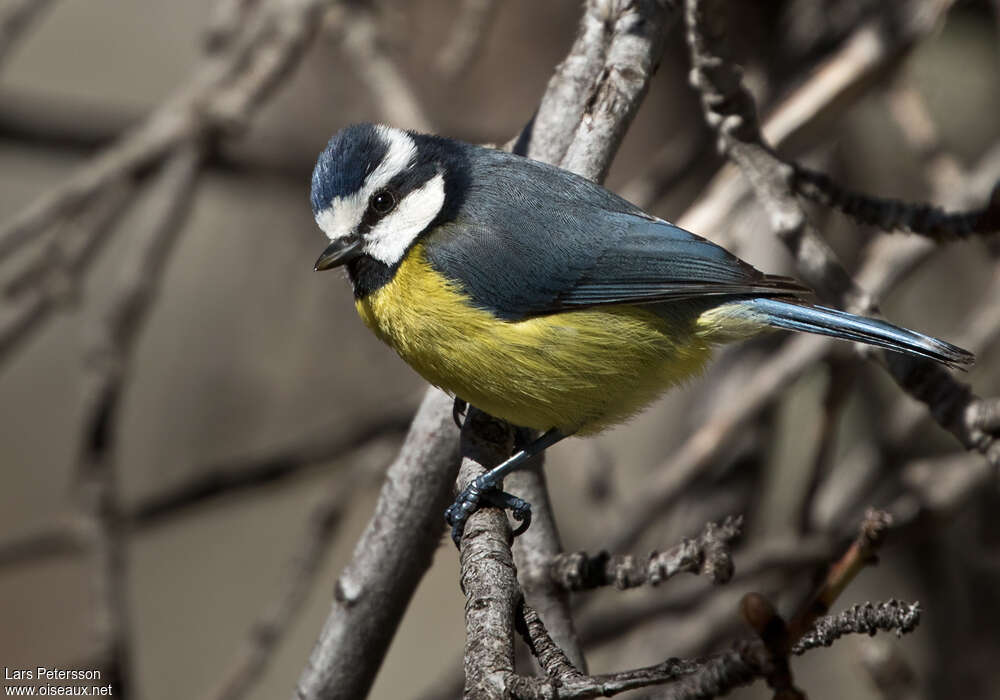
555 214 809 308
423 149 808 320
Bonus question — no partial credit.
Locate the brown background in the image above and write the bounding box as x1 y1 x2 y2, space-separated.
1 1 998 699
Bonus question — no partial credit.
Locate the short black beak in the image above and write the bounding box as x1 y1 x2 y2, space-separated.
314 237 363 271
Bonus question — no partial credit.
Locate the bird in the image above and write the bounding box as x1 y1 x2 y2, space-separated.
309 123 973 544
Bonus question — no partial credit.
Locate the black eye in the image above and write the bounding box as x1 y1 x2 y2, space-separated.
369 189 397 216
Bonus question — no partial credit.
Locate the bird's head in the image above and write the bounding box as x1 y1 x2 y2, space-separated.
310 123 448 274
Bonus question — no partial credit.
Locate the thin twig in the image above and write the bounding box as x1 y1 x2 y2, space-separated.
0 0 327 262
128 409 412 525
549 517 741 592
685 0 999 479
605 334 832 552
207 468 364 700
787 508 893 641
681 0 959 245
0 180 136 364
510 462 588 670
791 600 921 655
577 535 833 649
0 524 83 568
75 143 204 698
792 164 1000 241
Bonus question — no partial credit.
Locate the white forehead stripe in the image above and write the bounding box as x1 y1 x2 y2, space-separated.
365 172 445 266
314 126 418 244
365 125 417 194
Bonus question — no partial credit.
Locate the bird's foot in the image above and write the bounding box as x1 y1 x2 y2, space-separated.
444 476 532 546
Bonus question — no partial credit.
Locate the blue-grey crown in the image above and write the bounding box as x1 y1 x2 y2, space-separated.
310 123 389 215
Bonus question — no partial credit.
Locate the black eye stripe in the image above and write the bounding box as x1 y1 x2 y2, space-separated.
361 162 441 229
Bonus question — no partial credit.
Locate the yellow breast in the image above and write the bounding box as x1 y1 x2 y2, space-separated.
355 244 715 435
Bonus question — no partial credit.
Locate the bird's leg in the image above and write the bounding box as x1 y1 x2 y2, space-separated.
445 427 567 546
452 397 468 429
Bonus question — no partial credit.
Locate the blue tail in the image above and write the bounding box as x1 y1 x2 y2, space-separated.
738 298 973 369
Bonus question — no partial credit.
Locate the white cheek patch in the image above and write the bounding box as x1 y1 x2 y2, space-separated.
365 173 446 266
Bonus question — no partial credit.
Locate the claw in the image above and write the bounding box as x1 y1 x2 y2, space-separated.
444 428 566 546
445 482 533 546
509 502 532 537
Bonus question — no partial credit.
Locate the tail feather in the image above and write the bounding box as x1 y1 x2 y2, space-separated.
740 298 974 369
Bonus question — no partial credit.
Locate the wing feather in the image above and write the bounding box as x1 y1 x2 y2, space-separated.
422 148 810 320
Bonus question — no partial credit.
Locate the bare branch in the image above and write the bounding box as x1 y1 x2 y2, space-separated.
549 516 741 592
578 535 833 649
681 0 959 245
791 600 922 655
456 409 520 699
75 143 204 698
293 389 460 700
0 524 83 568
522 0 617 167
545 596 922 700
605 334 831 552
792 165 1000 241
128 408 412 525
517 603 585 685
557 0 680 184
510 463 587 670
522 0 680 176
685 0 999 481
517 603 760 700
685 0 866 308
0 0 326 261
207 472 357 700
0 180 135 364
788 508 892 641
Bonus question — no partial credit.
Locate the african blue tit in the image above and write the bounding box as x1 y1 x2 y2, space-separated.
310 123 973 543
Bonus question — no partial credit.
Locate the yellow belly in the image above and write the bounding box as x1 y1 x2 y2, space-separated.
355 244 715 435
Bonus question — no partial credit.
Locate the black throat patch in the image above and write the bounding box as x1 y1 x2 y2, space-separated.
347 255 395 299
346 132 470 300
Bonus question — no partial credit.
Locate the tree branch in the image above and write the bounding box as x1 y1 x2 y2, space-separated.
292 389 460 700
75 143 204 698
207 470 357 700
0 0 326 261
684 0 999 480
548 516 741 592
791 600 922 655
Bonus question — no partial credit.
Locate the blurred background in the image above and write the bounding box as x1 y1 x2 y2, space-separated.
0 0 998 698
